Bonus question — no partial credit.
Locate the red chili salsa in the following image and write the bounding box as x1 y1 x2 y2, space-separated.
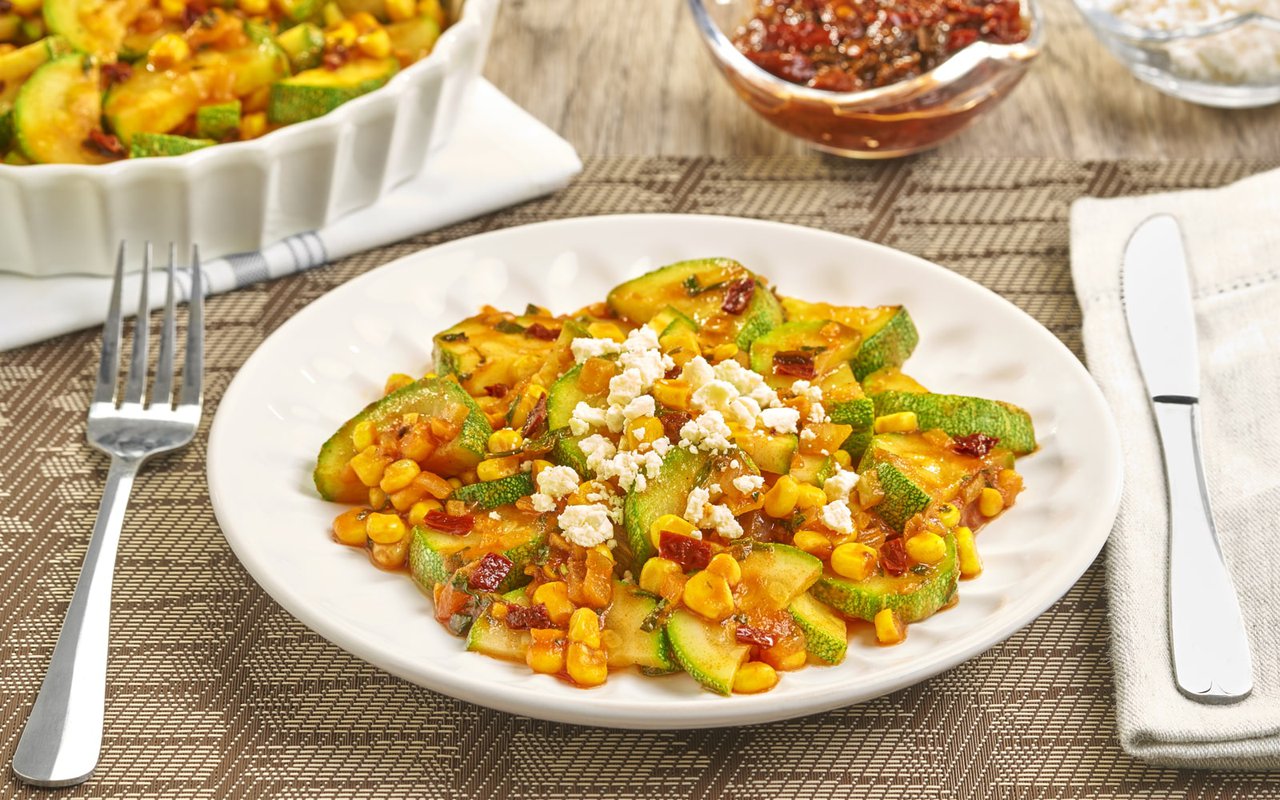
732 0 1028 92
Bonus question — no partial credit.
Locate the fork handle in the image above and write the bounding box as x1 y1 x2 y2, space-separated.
12 456 139 787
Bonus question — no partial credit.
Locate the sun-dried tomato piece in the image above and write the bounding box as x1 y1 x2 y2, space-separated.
467 552 514 592
735 624 778 649
503 602 554 630
659 531 712 571
0 0 12 12
525 323 559 341
322 44 349 70
772 350 816 380
483 383 510 399
952 432 1000 458
100 61 132 89
660 410 692 442
720 278 756 315
880 537 908 577
83 129 125 159
521 393 548 437
181 0 209 28
424 511 474 535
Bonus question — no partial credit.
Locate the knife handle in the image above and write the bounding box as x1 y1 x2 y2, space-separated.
1152 398 1252 703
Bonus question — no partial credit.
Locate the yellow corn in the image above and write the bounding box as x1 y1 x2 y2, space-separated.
527 629 565 675
936 503 961 528
586 321 626 342
566 642 607 686
417 0 444 24
710 343 738 362
683 571 734 621
239 112 267 140
625 416 665 450
379 458 421 493
332 509 368 546
639 557 682 595
490 602 509 619
766 647 808 672
147 33 191 69
321 0 344 25
568 607 602 648
659 329 700 367
368 487 388 510
648 514 696 549
488 428 524 454
792 529 832 558
349 446 390 487
383 372 413 395
423 372 437 380
795 483 827 510
385 0 415 20
530 459 554 479
833 449 852 468
237 0 269 14
159 0 185 19
447 476 464 489
357 27 391 58
979 487 1005 517
874 608 906 645
830 542 877 581
532 581 574 625
351 419 376 451
369 537 409 569
873 411 919 434
593 543 615 563
763 476 800 518
956 526 982 578
348 10 379 30
905 532 947 565
407 499 443 526
706 553 741 587
651 379 691 411
365 512 406 544
477 456 520 482
732 661 779 694
508 383 546 430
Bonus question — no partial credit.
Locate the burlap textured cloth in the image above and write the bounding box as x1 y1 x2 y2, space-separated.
3 158 1279 799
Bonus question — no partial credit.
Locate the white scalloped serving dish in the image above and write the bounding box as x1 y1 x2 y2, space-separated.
0 0 498 276
207 214 1123 729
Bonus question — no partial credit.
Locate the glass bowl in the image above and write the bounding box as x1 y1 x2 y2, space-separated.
686 0 1044 158
1071 0 1280 108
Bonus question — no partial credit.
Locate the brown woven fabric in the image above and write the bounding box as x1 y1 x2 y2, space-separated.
3 158 1280 799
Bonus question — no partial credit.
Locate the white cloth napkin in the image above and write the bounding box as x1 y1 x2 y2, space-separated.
1071 167 1280 769
0 79 582 351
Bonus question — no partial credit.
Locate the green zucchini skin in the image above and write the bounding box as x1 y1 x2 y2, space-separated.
665 609 749 696
313 376 491 503
386 14 441 61
871 391 1037 455
851 307 918 380
13 54 110 164
450 473 535 511
737 543 822 608
195 101 242 141
810 532 958 624
622 446 714 566
604 582 677 674
276 22 325 71
129 132 214 158
829 395 874 458
466 606 531 661
788 592 848 664
42 0 119 55
408 515 546 595
268 57 399 124
545 364 601 477
748 319 862 390
0 37 66 112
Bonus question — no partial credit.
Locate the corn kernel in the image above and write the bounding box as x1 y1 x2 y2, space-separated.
349 446 390 487
351 419 376 451
237 0 269 14
159 0 185 19
706 553 741 587
357 27 391 58
530 459 554 479
651 379 691 410
568 607 602 648
874 608 906 644
321 0 344 25
683 570 734 621
710 343 739 362
732 661 779 694
639 557 682 595
577 357 617 394
379 458 421 493
527 629 565 674
566 641 608 686
648 513 697 549
833 449 852 468
417 0 444 23
593 543 615 563
407 499 443 526
659 329 700 367
348 10 379 30
368 487 388 510
385 0 414 21
624 416 665 450
383 372 413 394
369 537 409 569
477 456 520 482
792 529 832 558
532 581 574 625
905 532 947 565
763 475 800 518
586 321 626 342
979 487 1005 517
795 484 827 510
365 512 407 544
763 645 808 672
447 476 464 489
490 602 509 619
488 428 524 454
956 526 982 578
239 112 267 140
332 509 368 546
873 411 919 434
830 542 877 581
936 503 961 528
147 33 191 69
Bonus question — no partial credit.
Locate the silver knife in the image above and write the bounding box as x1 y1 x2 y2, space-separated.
1122 214 1252 704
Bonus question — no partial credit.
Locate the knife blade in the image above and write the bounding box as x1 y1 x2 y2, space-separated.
1122 214 1253 704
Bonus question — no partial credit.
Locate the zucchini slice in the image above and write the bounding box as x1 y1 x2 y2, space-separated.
313 376 491 503
0 37 67 112
788 592 848 664
861 366 929 395
276 21 325 71
268 56 399 124
733 429 797 475
665 610 750 695
195 100 241 141
433 309 571 398
43 0 147 55
622 445 714 566
871 391 1037 455
466 605 531 661
859 433 1009 532
604 582 677 674
408 507 547 594
606 258 783 351
129 132 214 158
748 319 862 390
780 298 919 380
13 55 112 164
820 363 875 459
104 66 204 146
736 543 822 611
546 364 606 476
450 473 535 511
810 531 958 624
386 14 440 61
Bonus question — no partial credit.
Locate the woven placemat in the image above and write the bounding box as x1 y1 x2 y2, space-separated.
3 157 1279 800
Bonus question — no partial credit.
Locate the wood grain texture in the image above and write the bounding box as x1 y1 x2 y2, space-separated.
483 0 1280 158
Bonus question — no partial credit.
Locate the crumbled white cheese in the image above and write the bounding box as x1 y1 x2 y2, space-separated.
531 494 558 513
821 499 855 535
489 511 501 520
727 396 761 429
607 368 645 410
732 474 765 494
558 503 616 547
808 401 829 425
800 428 817 442
705 504 744 539
579 434 617 476
760 406 800 435
536 465 580 498
684 487 711 523
679 356 716 393
678 410 734 452
571 336 622 364
791 379 823 403
692 379 738 414
623 394 655 422
715 358 780 408
683 485 743 539
568 401 608 436
822 468 859 503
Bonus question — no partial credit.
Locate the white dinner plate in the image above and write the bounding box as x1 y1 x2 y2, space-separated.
208 214 1123 729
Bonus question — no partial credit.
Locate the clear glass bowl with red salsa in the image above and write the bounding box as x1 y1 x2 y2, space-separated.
687 0 1043 158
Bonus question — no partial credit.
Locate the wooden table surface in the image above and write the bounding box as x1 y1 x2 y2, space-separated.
484 0 1280 159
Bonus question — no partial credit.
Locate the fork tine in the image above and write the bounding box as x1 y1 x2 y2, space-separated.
92 243 127 406
122 242 152 405
178 244 203 408
151 244 179 407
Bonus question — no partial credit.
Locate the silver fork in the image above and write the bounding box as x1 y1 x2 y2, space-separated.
12 243 204 788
